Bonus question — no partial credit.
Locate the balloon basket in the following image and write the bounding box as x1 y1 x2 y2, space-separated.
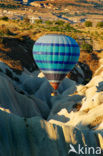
51 90 58 96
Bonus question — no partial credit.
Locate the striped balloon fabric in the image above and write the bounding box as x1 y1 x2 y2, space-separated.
33 34 80 90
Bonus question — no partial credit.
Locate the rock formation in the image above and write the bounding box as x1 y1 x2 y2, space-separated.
0 57 103 155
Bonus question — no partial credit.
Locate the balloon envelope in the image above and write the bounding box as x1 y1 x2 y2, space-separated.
33 34 80 90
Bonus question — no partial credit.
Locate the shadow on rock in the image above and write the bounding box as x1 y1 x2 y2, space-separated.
0 36 37 72
96 81 103 92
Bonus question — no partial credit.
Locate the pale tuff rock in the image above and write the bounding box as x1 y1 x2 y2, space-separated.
0 62 103 155
0 74 41 117
38 72 45 78
0 110 101 156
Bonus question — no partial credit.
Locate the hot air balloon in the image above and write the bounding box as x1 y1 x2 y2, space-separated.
33 34 80 96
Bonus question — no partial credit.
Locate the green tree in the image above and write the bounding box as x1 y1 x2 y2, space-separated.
45 20 52 25
81 42 93 53
35 19 43 24
55 20 65 25
96 21 103 28
85 21 92 27
1 16 8 21
64 23 71 31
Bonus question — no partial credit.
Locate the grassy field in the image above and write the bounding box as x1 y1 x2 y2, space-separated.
0 18 103 41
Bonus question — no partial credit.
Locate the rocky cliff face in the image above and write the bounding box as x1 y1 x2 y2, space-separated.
0 55 103 155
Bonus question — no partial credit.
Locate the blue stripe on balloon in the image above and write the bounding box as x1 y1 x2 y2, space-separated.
33 51 80 56
35 60 77 64
40 68 71 72
35 42 79 47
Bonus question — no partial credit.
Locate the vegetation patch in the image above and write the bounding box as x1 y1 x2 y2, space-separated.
85 21 92 27
96 22 103 28
81 42 93 53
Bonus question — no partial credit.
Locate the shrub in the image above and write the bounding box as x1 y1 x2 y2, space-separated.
35 19 43 24
85 21 92 27
1 16 8 21
55 20 65 25
49 26 60 31
64 23 72 31
81 42 93 53
96 21 103 28
0 25 11 36
100 36 103 40
45 20 53 25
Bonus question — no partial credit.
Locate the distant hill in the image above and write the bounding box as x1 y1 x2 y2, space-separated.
30 0 103 9
1 0 103 6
